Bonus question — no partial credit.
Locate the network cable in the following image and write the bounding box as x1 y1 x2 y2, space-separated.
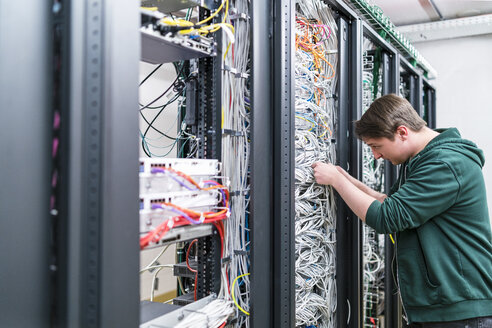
295 1 338 327
219 0 251 326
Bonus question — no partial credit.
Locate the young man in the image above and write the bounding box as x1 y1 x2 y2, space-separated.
312 94 492 327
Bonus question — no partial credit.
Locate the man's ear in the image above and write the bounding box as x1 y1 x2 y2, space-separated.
396 125 409 140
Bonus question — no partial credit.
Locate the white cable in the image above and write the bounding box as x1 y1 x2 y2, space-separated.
295 1 338 327
174 298 235 328
219 1 251 327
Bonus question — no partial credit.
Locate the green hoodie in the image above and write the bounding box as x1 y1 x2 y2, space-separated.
366 128 492 323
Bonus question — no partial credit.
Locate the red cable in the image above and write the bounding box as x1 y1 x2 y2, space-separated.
186 239 198 273
186 239 198 301
140 169 230 250
213 221 224 258
139 211 228 250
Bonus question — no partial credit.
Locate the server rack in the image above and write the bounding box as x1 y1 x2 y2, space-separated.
268 0 368 327
361 22 401 328
138 0 235 320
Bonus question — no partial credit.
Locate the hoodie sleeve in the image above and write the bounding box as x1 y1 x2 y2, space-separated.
365 160 460 233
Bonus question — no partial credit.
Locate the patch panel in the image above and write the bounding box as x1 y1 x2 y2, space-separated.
140 19 216 64
139 157 220 176
139 158 221 195
139 190 220 232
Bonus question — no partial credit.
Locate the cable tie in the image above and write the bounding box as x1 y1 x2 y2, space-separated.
229 189 249 197
223 64 236 74
222 129 245 137
235 71 249 79
147 261 160 273
198 213 205 224
222 65 249 79
221 256 231 264
233 250 249 256
229 13 249 21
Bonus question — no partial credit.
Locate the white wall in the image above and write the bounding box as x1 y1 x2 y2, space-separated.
415 34 492 221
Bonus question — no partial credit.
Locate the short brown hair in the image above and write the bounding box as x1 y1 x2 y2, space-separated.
355 94 426 140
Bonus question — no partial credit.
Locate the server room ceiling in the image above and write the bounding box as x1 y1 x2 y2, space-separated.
371 0 492 26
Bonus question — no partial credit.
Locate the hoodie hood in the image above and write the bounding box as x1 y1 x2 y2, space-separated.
413 128 485 168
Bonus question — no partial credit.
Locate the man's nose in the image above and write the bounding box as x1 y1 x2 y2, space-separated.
372 149 383 159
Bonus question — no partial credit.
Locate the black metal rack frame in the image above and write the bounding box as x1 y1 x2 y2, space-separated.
400 56 424 117
423 79 437 128
362 21 402 328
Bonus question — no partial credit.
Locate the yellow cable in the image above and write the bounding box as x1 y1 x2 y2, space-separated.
389 234 395 244
224 42 232 60
197 0 227 25
295 116 315 131
221 106 224 129
179 1 234 38
223 0 229 23
161 18 194 27
231 272 250 316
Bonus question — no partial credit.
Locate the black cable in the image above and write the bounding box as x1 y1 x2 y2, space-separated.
139 92 181 140
139 63 163 87
139 63 185 111
139 111 176 141
140 92 182 156
140 61 190 156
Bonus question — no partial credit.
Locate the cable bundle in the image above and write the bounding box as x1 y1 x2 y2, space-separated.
142 1 235 43
399 76 410 99
139 61 200 158
295 1 338 327
220 0 251 326
362 39 386 328
173 298 236 328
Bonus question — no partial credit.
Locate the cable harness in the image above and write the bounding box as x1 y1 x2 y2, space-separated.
220 0 251 326
295 1 338 327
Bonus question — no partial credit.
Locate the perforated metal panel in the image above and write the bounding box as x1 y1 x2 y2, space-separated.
81 1 104 326
272 0 295 326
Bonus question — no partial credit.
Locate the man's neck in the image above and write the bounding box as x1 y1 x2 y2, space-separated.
410 127 439 159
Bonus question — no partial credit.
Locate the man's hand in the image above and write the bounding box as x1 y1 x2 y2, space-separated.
311 162 341 187
311 161 377 221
